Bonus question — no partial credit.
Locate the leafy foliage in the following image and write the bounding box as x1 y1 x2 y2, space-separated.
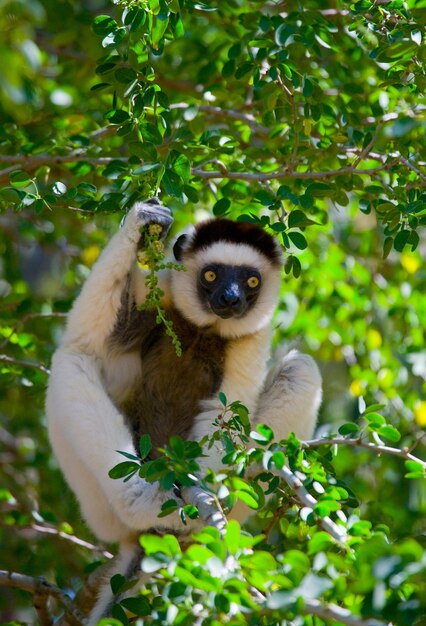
138 223 186 356
0 0 425 625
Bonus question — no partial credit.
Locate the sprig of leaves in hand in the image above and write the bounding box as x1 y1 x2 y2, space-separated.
138 223 186 357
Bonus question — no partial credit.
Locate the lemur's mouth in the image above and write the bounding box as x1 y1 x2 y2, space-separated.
211 306 246 319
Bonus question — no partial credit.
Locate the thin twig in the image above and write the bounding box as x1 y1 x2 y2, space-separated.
0 353 50 375
397 154 426 181
0 311 66 350
191 162 392 181
30 524 113 559
302 599 391 626
0 570 86 626
0 154 126 184
352 125 382 168
170 103 269 135
301 436 426 469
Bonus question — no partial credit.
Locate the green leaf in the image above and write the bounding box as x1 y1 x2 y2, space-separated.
230 478 261 510
378 425 401 442
110 573 126 595
214 593 230 613
120 597 151 616
10 171 32 188
307 182 332 197
314 498 340 517
92 15 118 35
139 121 163 144
275 23 296 46
108 461 139 479
139 434 152 460
106 109 130 124
151 15 169 48
234 490 259 509
272 450 286 469
405 460 425 473
303 77 314 98
364 404 386 414
292 256 301 278
364 412 386 429
116 450 139 461
140 533 180 556
394 229 410 252
124 7 146 32
114 67 137 84
111 603 129 625
288 210 318 228
95 62 117 74
225 520 241 555
235 62 253 79
173 154 191 182
162 170 182 196
338 423 360 435
218 391 227 406
308 531 335 554
288 231 308 250
254 190 275 206
213 198 231 216
182 504 198 519
251 423 274 445
222 59 236 78
102 28 126 48
404 460 425 479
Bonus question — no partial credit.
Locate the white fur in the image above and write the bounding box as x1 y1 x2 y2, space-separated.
46 202 322 623
257 349 323 441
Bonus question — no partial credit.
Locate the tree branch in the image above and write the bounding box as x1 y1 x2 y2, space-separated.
183 486 229 536
30 523 113 558
0 311 66 350
0 154 126 185
298 598 390 626
0 570 86 626
191 162 394 182
181 483 382 626
301 435 426 469
170 103 270 136
277 464 349 546
0 353 50 375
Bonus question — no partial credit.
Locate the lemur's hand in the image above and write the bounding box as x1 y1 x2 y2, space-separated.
124 198 173 244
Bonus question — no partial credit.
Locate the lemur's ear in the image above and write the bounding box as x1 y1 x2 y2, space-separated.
173 234 188 261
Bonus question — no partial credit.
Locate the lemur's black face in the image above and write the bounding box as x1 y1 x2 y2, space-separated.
198 264 262 319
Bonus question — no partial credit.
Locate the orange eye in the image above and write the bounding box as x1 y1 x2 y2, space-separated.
247 276 260 288
204 270 217 282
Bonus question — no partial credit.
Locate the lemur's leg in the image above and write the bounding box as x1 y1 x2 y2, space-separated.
254 350 322 441
62 198 173 355
47 351 188 537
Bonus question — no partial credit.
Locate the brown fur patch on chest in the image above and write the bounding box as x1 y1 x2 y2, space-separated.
119 308 227 456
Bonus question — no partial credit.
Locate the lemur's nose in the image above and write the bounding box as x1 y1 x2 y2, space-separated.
219 292 241 308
